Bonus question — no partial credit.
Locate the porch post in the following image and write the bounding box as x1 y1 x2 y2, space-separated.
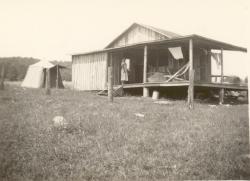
188 39 194 109
220 48 224 84
219 48 224 104
143 45 149 97
108 53 113 102
105 53 109 89
219 88 224 104
45 68 51 95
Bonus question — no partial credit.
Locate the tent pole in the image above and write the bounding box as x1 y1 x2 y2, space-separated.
56 65 59 89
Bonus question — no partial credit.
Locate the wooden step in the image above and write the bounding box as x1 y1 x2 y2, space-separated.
97 85 123 97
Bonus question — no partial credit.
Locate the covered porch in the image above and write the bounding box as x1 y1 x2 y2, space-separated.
106 35 247 106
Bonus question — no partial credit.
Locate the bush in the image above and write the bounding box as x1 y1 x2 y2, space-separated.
0 57 39 81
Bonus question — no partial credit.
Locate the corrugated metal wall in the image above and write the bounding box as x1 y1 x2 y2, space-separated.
72 52 108 90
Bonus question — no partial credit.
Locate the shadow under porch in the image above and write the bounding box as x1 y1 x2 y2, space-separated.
106 37 247 106
109 41 190 87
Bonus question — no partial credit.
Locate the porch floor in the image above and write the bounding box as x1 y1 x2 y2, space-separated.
195 82 248 90
114 82 248 91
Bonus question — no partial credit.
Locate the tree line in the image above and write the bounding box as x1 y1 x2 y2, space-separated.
0 57 247 84
0 57 71 81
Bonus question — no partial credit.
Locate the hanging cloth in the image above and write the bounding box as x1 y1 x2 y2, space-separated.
125 58 130 71
211 52 221 68
168 47 184 60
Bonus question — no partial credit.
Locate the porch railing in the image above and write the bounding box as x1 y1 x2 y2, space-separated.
146 63 189 83
210 75 245 85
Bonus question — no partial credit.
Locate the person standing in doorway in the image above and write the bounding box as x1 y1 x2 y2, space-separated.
121 58 129 86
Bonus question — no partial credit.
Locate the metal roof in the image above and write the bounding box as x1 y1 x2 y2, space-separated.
72 34 247 56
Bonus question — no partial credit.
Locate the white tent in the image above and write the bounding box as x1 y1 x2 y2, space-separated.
21 61 64 88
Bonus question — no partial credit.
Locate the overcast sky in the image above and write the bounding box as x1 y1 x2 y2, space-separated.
0 0 249 78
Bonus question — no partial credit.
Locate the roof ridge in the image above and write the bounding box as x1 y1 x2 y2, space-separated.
137 23 181 38
105 22 181 48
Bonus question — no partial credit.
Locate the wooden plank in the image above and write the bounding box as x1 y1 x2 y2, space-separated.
143 45 148 83
121 81 189 89
116 81 246 90
107 24 167 48
108 54 113 102
72 52 107 90
195 82 248 90
105 53 108 89
207 49 212 82
143 45 150 97
164 75 185 81
188 70 194 109
188 39 194 109
97 85 123 97
219 88 224 104
165 63 189 82
221 48 224 83
122 83 144 88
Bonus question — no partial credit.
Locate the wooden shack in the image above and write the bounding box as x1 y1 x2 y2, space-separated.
72 23 247 105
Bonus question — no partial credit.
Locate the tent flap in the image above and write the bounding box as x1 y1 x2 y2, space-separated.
21 61 65 89
21 66 44 88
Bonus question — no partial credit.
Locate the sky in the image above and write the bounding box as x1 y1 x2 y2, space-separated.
0 0 249 78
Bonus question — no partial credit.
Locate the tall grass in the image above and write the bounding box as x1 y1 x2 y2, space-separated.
0 85 249 180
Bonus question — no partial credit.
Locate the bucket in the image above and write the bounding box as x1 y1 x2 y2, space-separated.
152 90 159 100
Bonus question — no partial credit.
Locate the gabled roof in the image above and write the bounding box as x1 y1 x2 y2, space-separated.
73 34 247 56
138 23 180 39
105 22 181 48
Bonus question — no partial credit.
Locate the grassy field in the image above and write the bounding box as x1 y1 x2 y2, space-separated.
0 84 249 180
